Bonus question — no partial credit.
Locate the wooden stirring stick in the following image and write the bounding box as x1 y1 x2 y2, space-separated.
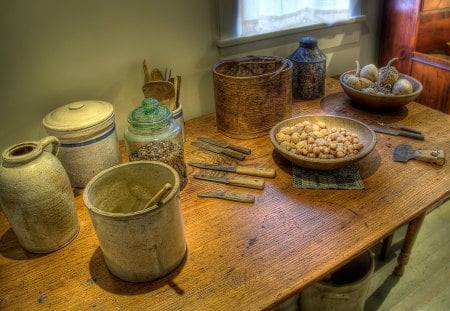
144 183 173 209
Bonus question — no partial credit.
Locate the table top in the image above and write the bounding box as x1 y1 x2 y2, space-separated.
1 77 449 310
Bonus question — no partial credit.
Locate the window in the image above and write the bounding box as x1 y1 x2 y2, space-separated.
240 0 354 37
217 0 364 47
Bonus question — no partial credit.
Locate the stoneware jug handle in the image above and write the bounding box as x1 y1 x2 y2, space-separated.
39 136 60 156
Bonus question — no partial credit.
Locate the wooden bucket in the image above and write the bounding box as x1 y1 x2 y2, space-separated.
213 56 293 139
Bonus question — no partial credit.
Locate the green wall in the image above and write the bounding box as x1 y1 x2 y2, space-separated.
0 0 382 152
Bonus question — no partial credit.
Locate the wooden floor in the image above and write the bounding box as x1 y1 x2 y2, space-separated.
365 199 450 311
274 199 450 311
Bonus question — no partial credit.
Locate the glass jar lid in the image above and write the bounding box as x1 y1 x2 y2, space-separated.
128 98 172 129
43 100 114 132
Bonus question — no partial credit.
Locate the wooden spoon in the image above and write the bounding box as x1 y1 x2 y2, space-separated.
151 68 164 81
142 81 176 111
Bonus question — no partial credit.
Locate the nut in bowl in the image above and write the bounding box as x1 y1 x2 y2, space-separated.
269 115 376 170
340 71 423 110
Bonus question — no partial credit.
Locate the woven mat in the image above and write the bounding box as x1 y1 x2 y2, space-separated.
293 164 365 190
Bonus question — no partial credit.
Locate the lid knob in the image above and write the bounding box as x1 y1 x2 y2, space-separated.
68 102 85 110
128 98 172 128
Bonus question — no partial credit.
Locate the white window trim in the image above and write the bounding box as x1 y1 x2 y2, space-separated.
216 0 367 48
217 15 366 48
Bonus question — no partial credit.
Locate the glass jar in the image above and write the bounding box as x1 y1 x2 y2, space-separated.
289 36 327 99
124 98 187 188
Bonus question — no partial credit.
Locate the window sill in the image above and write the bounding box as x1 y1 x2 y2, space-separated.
216 15 366 48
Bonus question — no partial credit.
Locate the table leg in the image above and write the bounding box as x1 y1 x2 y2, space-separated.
393 212 426 276
380 234 394 260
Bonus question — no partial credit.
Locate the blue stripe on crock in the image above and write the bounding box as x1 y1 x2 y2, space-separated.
173 111 183 119
60 125 116 148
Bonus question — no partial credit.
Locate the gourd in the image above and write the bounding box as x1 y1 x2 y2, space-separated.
343 61 372 91
363 82 392 95
378 57 399 86
343 60 360 89
343 58 415 97
392 78 413 95
360 64 378 82
362 87 377 95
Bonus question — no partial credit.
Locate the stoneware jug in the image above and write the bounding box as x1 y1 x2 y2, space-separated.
0 136 79 253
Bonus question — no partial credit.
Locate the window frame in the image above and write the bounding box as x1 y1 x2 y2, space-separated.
216 0 366 48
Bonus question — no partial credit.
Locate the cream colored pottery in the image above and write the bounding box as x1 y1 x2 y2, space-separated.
83 161 186 282
42 100 121 188
299 250 374 311
0 136 79 253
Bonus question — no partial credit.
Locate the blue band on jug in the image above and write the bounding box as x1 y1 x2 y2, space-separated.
173 110 183 120
61 125 116 148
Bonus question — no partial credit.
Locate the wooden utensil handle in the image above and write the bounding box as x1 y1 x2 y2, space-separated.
398 130 424 140
221 149 246 161
228 176 265 189
398 126 422 134
227 144 252 155
223 192 255 203
143 60 151 83
235 166 276 178
415 150 445 166
144 183 173 209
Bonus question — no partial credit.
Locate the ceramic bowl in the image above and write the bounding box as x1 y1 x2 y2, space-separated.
339 71 423 110
269 115 376 170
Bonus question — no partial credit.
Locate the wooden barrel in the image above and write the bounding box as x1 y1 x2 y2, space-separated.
213 56 293 139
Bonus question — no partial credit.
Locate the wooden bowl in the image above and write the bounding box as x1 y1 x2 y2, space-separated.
339 71 423 110
269 115 376 170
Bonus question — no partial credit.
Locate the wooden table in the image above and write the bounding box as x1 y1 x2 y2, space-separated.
1 77 449 310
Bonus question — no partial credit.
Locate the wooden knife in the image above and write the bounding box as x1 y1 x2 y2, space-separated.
377 122 423 135
193 174 265 189
197 191 255 203
371 126 425 140
191 141 246 160
198 137 251 155
189 162 276 178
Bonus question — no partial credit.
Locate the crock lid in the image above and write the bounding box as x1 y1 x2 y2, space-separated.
128 98 172 128
299 36 318 48
43 100 114 132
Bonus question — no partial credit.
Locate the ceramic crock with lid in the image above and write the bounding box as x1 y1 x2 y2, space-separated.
43 100 121 188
